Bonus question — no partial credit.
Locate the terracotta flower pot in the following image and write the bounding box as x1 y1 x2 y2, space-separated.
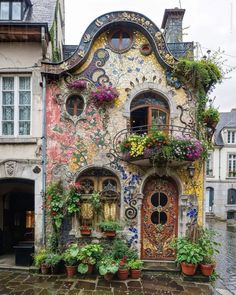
41 264 50 275
199 263 215 276
87 264 94 274
104 272 114 281
80 229 91 236
117 268 129 280
104 230 116 237
180 262 197 276
65 265 77 277
130 269 141 279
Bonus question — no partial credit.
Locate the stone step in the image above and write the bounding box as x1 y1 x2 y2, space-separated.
143 261 180 273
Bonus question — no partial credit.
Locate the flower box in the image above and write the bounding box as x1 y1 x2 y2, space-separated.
90 84 119 104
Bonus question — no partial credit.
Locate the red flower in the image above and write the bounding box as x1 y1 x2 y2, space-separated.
51 211 57 216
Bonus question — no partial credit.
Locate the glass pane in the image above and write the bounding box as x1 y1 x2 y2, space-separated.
151 109 161 126
110 31 120 50
151 193 159 207
19 121 30 135
160 212 167 225
12 2 21 20
19 91 30 105
3 77 14 90
19 77 30 90
19 106 30 120
151 211 159 224
0 2 9 20
160 193 168 206
3 92 14 105
121 32 131 49
3 106 14 120
66 96 84 116
159 111 167 124
2 122 14 135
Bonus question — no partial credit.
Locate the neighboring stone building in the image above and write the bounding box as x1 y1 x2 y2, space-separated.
205 109 236 221
42 9 208 263
0 0 64 257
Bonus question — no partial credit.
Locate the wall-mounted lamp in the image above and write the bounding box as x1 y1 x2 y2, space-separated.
187 163 195 178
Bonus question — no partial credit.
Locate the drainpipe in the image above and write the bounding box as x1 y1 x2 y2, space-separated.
42 75 47 246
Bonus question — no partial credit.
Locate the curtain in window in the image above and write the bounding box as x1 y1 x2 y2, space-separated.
2 77 14 135
19 77 30 135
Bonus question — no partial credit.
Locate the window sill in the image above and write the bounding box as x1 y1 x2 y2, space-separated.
0 137 38 144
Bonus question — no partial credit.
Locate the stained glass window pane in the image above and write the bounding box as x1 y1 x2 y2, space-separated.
19 122 30 135
0 2 9 20
2 122 14 135
19 91 30 104
19 106 30 120
12 2 21 20
3 106 14 120
19 77 30 90
3 92 14 105
3 77 14 90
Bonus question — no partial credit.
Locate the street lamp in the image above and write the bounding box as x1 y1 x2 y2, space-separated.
187 163 195 178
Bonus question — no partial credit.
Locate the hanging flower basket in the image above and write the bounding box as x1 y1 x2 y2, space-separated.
90 84 119 105
68 79 87 90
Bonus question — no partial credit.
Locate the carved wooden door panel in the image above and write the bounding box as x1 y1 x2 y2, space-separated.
141 176 178 260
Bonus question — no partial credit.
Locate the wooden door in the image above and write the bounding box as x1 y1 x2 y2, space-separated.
141 176 178 260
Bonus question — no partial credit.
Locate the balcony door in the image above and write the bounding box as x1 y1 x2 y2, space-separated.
130 92 169 132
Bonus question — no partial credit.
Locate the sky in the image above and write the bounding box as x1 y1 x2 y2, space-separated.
65 0 236 112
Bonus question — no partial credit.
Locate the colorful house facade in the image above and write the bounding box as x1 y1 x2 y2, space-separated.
42 10 206 262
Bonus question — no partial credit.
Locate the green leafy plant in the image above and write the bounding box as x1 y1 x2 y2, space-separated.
63 243 79 266
99 220 122 232
34 249 48 267
89 192 102 213
111 239 138 261
98 255 119 275
65 185 81 215
171 237 203 265
45 253 62 266
198 228 220 264
203 107 220 126
128 259 143 270
77 244 103 274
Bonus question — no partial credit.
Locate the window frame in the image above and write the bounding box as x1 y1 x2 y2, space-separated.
66 94 85 117
206 152 214 177
0 75 32 137
108 28 133 53
227 153 236 178
227 130 236 144
227 189 236 205
0 1 24 21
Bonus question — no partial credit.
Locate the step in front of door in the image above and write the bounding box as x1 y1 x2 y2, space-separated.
143 261 180 273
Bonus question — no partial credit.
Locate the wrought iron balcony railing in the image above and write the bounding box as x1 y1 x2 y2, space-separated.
112 124 200 166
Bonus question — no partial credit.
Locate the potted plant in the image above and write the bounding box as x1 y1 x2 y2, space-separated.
99 220 122 237
98 255 119 281
198 229 220 276
34 249 50 275
90 84 119 105
80 225 92 236
128 259 143 279
117 256 129 280
77 244 103 275
171 237 203 276
65 185 81 215
46 253 62 274
203 107 220 128
63 243 79 277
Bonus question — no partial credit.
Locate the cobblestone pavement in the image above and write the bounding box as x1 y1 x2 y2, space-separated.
0 271 213 295
207 221 236 295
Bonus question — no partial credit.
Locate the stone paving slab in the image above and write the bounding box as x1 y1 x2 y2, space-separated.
0 270 215 295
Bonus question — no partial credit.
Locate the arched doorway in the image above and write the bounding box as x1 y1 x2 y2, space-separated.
141 175 178 261
0 178 34 256
130 91 169 131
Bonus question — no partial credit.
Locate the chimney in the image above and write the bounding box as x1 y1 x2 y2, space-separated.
161 8 185 43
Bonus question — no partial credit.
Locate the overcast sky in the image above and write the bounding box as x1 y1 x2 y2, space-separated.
65 0 236 112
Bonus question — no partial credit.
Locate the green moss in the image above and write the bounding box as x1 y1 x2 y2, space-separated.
49 0 61 62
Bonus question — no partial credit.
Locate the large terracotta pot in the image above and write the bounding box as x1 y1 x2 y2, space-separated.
199 263 215 276
130 269 141 279
117 268 129 280
104 230 116 238
65 265 77 277
41 264 50 275
80 229 91 236
180 262 197 276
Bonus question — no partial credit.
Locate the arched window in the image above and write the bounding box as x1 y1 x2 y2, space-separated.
228 189 236 205
109 29 133 52
130 92 169 132
66 95 84 116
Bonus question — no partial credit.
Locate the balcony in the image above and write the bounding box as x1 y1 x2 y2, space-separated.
167 42 194 59
112 124 202 167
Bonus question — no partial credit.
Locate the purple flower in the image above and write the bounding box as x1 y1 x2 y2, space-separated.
68 80 87 89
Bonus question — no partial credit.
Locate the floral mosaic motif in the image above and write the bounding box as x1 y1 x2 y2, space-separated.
123 173 141 204
128 226 138 246
186 202 198 225
166 71 181 89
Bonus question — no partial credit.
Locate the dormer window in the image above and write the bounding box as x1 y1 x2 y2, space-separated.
228 131 236 144
0 1 25 21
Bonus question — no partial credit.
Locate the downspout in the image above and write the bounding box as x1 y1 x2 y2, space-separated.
42 75 47 246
